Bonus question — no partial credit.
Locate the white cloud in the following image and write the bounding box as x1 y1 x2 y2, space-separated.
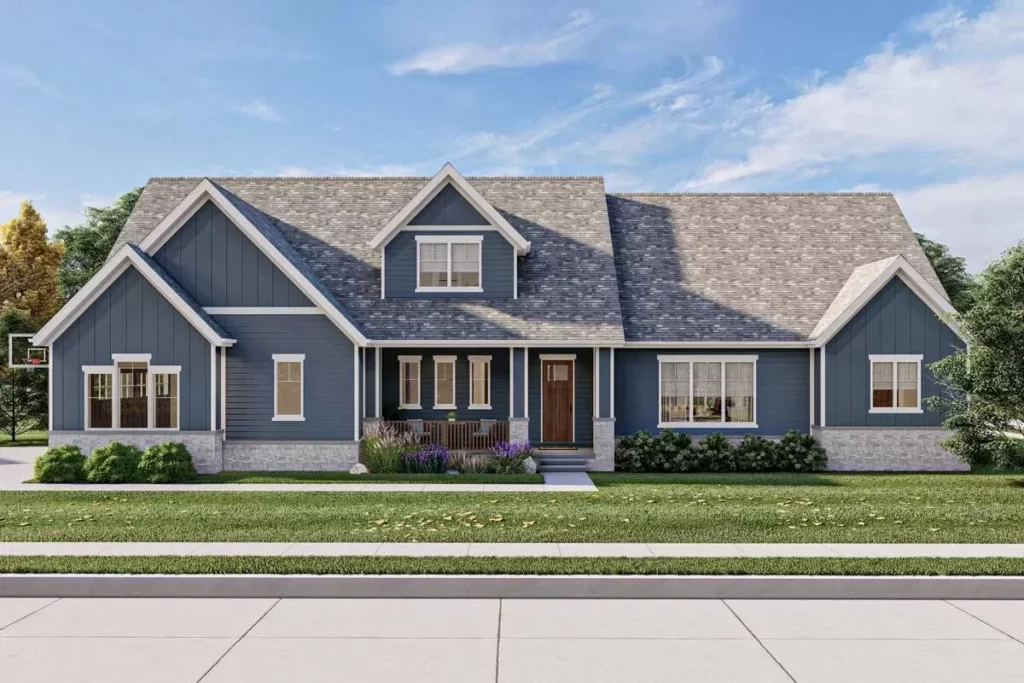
237 98 283 121
687 1 1024 188
0 64 65 98
389 10 594 75
0 190 111 233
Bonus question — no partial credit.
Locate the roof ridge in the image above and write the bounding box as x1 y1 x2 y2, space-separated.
148 175 606 181
612 191 894 197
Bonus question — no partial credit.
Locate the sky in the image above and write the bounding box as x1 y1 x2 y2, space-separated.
1 0 1021 271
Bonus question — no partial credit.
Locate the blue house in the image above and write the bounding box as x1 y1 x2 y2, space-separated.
32 164 966 472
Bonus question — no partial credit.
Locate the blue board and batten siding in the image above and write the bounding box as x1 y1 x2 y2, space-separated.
825 276 961 427
218 315 355 441
380 349 511 421
409 184 489 225
153 201 310 308
51 266 212 431
613 349 810 437
383 231 515 299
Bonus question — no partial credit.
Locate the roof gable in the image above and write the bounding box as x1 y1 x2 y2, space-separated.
368 163 531 253
409 183 489 226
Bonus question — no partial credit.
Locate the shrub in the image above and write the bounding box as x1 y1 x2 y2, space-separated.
85 442 143 483
658 431 693 472
775 429 828 472
690 432 737 472
615 431 668 472
733 435 779 472
989 439 1024 470
447 450 489 473
486 440 534 474
401 444 449 474
138 442 196 483
362 422 418 474
34 445 86 483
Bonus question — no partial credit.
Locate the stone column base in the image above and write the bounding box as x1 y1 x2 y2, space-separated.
510 418 529 443
591 418 616 472
48 431 225 473
222 441 360 472
813 427 968 472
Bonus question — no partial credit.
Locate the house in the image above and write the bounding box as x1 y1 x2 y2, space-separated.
31 164 967 473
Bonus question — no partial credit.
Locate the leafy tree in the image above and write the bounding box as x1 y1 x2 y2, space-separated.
0 201 64 325
0 310 48 441
928 242 1024 469
55 187 142 301
916 232 977 312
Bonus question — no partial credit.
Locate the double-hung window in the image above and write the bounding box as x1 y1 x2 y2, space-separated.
433 356 456 409
415 236 482 292
658 355 757 427
272 354 305 421
84 354 180 430
869 354 922 413
468 355 492 409
399 355 422 409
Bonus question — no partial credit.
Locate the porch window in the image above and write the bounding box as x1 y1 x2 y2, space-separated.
399 355 422 409
433 356 456 409
658 355 757 428
469 355 491 409
415 236 483 292
870 354 922 413
86 372 113 429
272 354 305 421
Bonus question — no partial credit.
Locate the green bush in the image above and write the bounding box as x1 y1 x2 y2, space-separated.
690 432 737 472
775 429 828 472
615 431 669 472
85 442 142 483
138 442 197 483
733 435 779 472
361 422 418 474
988 439 1024 470
34 445 86 483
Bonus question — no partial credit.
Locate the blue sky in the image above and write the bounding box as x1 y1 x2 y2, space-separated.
1 0 1021 270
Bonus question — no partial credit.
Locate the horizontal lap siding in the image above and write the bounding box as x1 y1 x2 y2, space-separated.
153 201 310 308
380 349 510 420
384 231 515 299
825 276 962 427
528 348 594 445
51 266 210 431
220 315 354 440
613 349 809 437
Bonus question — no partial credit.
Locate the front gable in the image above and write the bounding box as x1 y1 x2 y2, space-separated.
408 183 489 226
153 200 311 308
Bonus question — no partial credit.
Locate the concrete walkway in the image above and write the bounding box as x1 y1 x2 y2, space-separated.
4 596 1024 682
3 542 1024 558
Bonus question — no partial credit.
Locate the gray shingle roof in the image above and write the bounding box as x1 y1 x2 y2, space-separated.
810 255 900 339
606 193 947 342
116 176 625 343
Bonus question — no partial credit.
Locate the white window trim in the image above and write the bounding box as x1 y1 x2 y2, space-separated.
468 355 492 410
398 355 422 410
414 235 484 293
656 355 759 429
868 354 924 414
82 358 181 431
432 355 457 410
272 353 305 422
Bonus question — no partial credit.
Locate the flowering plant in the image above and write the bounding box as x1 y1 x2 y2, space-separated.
401 444 450 474
486 440 534 474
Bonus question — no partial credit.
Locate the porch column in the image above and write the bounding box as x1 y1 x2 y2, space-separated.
362 347 382 435
509 347 529 442
591 347 615 472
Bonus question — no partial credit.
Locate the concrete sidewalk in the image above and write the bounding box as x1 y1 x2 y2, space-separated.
4 541 1024 558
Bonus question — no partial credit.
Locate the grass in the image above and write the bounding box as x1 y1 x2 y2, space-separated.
0 430 47 447
0 555 1023 575
3 473 1024 543
196 471 543 484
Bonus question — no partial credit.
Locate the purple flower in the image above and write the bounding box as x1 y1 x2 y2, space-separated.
490 441 533 459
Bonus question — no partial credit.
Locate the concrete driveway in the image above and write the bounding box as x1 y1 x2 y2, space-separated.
2 597 1024 682
0 446 44 486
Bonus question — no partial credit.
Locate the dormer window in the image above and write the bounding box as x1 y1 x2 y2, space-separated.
415 235 482 292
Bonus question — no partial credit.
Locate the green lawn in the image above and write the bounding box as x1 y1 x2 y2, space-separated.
196 471 543 484
1 556 1022 576
2 473 1024 543
0 430 47 447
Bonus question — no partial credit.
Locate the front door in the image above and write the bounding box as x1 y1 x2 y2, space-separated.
542 360 574 443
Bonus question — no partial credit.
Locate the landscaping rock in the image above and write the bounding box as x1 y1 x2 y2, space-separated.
349 463 369 475
523 456 538 474
445 469 461 475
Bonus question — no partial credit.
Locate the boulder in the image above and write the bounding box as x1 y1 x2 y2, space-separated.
523 456 538 474
349 463 369 475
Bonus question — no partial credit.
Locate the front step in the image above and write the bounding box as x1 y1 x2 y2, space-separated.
536 455 589 473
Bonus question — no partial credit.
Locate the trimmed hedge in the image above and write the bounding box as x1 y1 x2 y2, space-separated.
84 442 143 483
34 445 87 483
138 442 197 483
615 429 828 473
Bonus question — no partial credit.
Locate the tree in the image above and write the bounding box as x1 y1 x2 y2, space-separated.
0 201 64 325
0 311 48 441
928 242 1024 469
916 232 977 312
55 187 142 301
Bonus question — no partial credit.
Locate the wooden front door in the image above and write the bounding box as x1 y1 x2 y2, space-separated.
542 360 574 443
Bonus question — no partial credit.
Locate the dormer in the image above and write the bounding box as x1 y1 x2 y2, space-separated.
369 164 530 300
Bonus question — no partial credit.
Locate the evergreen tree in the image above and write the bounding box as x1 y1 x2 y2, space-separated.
916 232 977 312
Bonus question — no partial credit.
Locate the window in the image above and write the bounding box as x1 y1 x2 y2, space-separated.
273 354 304 421
83 354 181 430
870 354 922 413
658 356 758 427
399 355 421 409
433 356 456 409
469 355 491 409
87 372 113 429
415 236 483 292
